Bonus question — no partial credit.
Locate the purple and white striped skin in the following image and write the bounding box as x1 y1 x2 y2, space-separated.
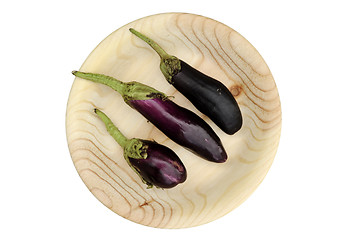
129 140 186 188
128 98 227 163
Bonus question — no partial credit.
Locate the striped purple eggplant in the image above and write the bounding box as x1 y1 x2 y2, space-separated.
72 71 227 163
129 28 242 135
94 109 186 189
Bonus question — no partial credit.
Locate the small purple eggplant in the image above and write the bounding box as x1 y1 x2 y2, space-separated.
94 108 186 189
72 71 227 163
129 28 242 135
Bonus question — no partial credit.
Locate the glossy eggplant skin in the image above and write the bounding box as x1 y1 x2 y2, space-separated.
94 108 186 189
128 28 242 135
128 140 186 189
173 61 242 135
72 70 227 163
128 97 227 163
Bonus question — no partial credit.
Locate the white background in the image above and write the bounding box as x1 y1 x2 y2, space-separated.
1 0 361 239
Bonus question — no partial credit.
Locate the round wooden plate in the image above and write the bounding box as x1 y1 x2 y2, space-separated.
66 13 281 228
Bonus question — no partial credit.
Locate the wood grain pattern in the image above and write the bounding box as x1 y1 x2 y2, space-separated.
66 13 281 228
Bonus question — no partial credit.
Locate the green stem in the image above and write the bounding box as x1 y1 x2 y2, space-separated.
94 108 147 159
129 28 181 83
72 71 167 101
94 109 151 187
94 109 128 148
129 28 170 59
72 71 126 97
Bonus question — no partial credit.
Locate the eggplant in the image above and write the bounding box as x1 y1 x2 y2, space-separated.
94 108 186 189
129 28 243 135
128 97 227 163
72 71 227 163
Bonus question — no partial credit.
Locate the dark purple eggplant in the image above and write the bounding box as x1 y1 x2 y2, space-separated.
72 71 227 163
94 108 186 189
129 28 242 135
128 98 227 163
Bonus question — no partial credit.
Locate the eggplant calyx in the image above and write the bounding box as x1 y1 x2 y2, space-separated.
160 56 181 83
123 138 148 160
123 140 154 188
123 81 168 102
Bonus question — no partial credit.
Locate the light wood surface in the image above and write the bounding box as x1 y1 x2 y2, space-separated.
66 13 281 228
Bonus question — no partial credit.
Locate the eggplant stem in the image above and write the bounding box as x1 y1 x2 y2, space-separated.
95 108 147 158
72 71 168 101
129 28 181 83
94 109 151 187
72 71 126 95
94 109 128 148
129 28 170 59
